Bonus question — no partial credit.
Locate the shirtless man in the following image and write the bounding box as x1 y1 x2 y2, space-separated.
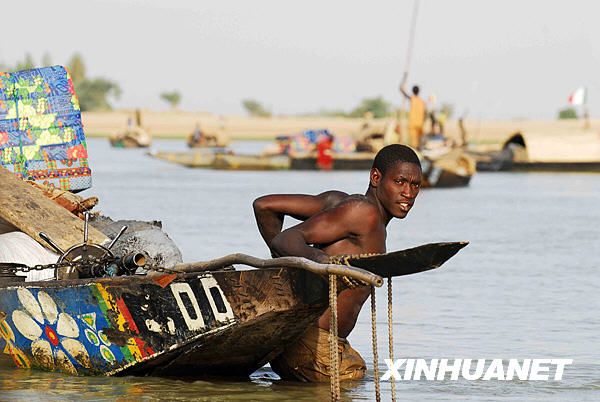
253 144 422 382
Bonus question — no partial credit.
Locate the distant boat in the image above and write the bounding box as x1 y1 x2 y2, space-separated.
109 126 152 148
186 128 229 149
471 130 600 172
290 149 475 188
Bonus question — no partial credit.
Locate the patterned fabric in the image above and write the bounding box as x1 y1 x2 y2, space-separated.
0 66 91 191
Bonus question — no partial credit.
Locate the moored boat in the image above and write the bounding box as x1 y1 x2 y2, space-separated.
469 130 600 172
148 149 216 168
109 127 152 148
290 149 475 188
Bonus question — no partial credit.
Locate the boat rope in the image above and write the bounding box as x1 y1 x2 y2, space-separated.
329 274 341 401
387 277 397 402
371 286 381 402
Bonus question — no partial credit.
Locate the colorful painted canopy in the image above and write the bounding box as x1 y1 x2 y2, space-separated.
0 66 91 191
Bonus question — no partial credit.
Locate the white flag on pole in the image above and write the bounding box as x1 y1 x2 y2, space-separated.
568 87 586 106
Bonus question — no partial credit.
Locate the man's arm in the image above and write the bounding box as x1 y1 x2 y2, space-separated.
399 72 411 100
270 199 379 263
253 191 347 249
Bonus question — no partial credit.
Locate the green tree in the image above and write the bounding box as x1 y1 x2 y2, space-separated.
67 53 86 86
242 99 271 117
76 78 121 111
66 54 120 111
349 96 391 118
15 53 35 71
160 91 182 109
558 107 578 119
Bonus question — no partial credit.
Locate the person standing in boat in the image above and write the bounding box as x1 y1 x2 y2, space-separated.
400 73 427 150
316 132 334 170
253 144 422 382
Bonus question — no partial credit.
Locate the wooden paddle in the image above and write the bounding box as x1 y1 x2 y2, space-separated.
345 241 468 277
0 167 109 252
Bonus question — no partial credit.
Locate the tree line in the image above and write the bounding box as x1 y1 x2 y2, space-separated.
2 53 182 112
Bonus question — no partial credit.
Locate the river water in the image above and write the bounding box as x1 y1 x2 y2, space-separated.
1 138 599 401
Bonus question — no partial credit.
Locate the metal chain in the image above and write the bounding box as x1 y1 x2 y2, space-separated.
0 255 117 277
329 274 341 401
387 277 397 402
1 260 77 274
371 286 381 402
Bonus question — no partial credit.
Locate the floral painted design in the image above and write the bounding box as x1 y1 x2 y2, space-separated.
79 312 116 364
11 288 92 374
0 317 30 369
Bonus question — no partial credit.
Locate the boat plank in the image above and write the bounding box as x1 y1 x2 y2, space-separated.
0 167 109 251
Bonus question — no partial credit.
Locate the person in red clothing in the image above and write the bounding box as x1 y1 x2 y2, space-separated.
316 133 334 170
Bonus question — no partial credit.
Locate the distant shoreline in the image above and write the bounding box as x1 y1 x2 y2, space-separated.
83 110 598 150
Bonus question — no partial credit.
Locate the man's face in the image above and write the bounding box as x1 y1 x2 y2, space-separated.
373 161 422 219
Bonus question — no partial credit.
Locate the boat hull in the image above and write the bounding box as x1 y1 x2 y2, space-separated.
0 268 327 378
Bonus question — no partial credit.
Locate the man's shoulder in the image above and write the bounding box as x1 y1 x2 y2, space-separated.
335 194 379 214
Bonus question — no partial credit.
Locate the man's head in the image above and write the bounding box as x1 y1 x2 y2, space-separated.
412 85 420 96
369 144 422 219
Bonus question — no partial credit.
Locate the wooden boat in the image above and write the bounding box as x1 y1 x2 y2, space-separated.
211 154 290 170
420 149 476 188
291 149 476 188
149 151 289 170
148 150 216 168
470 130 600 172
149 148 474 187
0 243 467 378
109 127 152 149
187 131 229 149
0 267 327 377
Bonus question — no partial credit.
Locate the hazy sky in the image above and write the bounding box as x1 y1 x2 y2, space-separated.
2 0 599 119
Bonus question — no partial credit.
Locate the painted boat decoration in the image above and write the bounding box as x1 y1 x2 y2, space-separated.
0 268 328 377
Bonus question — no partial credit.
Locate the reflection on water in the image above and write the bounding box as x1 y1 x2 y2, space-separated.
1 139 599 401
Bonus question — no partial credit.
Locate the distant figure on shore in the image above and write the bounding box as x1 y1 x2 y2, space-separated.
400 73 426 149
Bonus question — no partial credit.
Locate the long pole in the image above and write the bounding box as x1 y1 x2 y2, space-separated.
399 0 420 144
404 0 420 74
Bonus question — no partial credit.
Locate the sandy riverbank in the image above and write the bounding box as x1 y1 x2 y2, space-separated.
82 110 598 150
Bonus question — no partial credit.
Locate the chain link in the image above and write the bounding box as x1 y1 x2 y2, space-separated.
1 255 118 277
1 258 184 278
